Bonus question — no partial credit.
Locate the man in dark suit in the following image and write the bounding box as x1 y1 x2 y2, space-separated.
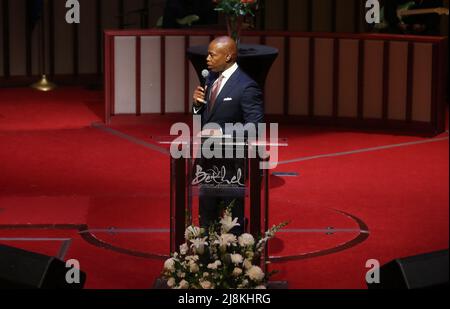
193 37 264 132
192 36 264 234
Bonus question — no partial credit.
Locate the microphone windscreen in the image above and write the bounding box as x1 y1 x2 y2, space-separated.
201 69 209 79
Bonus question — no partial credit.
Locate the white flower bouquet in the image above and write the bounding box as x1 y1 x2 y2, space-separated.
162 205 288 289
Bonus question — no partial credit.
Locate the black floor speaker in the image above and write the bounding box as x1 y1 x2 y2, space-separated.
0 244 86 289
368 249 449 289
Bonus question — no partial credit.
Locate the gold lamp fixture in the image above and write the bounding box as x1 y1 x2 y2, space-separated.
31 74 56 92
30 0 56 92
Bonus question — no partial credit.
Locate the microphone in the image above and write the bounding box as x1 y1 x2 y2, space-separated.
201 69 209 89
194 69 209 105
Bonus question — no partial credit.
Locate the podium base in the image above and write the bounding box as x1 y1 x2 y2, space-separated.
152 279 289 289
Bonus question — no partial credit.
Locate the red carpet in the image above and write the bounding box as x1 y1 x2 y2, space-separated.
0 87 103 131
0 87 448 289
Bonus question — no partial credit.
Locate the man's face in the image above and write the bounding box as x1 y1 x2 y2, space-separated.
206 42 229 73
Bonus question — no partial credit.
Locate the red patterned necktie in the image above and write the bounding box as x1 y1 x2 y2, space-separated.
208 75 224 112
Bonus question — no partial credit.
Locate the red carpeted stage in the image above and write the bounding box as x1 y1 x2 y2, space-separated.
0 87 448 289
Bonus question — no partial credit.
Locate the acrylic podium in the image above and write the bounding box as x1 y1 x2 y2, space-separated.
157 134 287 269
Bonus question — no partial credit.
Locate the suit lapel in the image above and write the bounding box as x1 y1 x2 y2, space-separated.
205 69 241 123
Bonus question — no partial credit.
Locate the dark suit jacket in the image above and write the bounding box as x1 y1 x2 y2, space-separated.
193 67 264 133
193 67 262 233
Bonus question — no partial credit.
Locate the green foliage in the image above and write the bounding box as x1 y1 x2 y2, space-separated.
213 0 258 17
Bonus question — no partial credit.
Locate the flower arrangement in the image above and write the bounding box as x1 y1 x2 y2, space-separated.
213 0 258 17
161 204 288 289
212 0 259 44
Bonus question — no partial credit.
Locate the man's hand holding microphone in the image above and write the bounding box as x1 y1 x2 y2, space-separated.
193 69 209 107
193 86 207 107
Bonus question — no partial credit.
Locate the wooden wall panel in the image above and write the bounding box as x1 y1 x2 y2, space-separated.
148 0 165 28
9 0 26 76
363 40 384 119
54 0 74 75
124 0 144 29
265 0 284 30
442 0 449 36
31 18 40 75
165 36 185 113
312 0 332 32
40 0 51 75
288 37 310 116
288 0 309 32
314 38 334 116
335 0 356 33
78 0 97 74
264 37 285 115
141 36 161 114
100 0 119 73
338 39 359 117
114 37 136 114
388 42 408 120
102 0 119 30
0 0 4 77
6 0 444 81
412 43 433 122
356 0 366 32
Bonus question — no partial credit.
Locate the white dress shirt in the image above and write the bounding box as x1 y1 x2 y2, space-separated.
212 62 238 98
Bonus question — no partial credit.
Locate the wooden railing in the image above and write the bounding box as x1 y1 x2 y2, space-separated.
105 29 447 135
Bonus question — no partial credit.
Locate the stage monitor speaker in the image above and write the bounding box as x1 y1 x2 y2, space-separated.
0 244 86 289
368 249 449 289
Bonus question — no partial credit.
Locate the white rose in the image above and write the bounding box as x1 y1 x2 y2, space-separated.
230 254 244 265
203 272 210 278
179 243 189 255
200 280 213 289
166 277 176 288
247 266 265 282
232 267 243 277
238 234 255 247
243 259 253 270
164 258 176 272
241 279 249 287
245 250 254 260
178 279 189 289
207 260 222 270
185 255 199 262
255 285 267 289
189 262 199 273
